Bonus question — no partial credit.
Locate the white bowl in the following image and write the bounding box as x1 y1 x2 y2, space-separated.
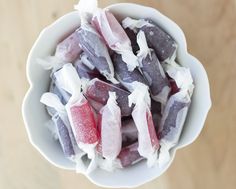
22 3 211 188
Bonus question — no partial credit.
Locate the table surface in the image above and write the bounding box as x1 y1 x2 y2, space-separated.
0 0 235 188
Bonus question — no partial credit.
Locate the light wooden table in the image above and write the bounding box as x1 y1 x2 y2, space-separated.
0 0 235 188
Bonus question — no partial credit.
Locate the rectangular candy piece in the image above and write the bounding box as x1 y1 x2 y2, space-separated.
137 31 171 104
125 28 139 54
117 142 143 168
121 118 138 146
54 63 98 159
98 92 122 171
85 78 132 116
92 10 139 71
122 17 177 63
128 83 159 167
76 24 117 84
52 114 75 158
158 90 191 165
112 53 148 92
55 30 83 63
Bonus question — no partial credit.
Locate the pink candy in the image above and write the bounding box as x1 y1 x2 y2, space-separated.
55 31 83 63
92 10 138 71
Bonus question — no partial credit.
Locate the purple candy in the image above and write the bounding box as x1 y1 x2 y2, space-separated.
85 78 132 117
122 17 177 62
125 28 139 54
52 114 75 158
112 53 148 91
76 25 117 83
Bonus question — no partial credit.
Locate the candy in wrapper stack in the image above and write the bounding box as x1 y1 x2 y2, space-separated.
39 0 194 173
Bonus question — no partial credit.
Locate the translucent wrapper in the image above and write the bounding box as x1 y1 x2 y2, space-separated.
158 90 191 166
117 142 143 168
40 92 86 173
92 9 139 71
121 118 138 145
75 1 117 84
55 31 83 63
85 78 132 116
98 92 122 171
74 53 103 90
128 83 159 167
112 53 148 92
122 17 177 63
163 61 194 96
54 64 98 162
137 31 170 104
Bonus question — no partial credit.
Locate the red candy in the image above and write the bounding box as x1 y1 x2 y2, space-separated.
70 98 98 144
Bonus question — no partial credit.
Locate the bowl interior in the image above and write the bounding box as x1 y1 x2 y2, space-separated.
22 3 211 188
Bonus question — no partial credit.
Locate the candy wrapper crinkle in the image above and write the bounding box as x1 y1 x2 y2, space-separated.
97 92 122 171
137 31 170 104
54 63 99 173
163 61 194 96
128 83 159 167
92 8 139 71
40 93 86 173
122 17 177 63
75 0 118 84
158 90 191 166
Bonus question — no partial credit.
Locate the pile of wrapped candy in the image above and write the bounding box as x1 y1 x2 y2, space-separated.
39 0 194 173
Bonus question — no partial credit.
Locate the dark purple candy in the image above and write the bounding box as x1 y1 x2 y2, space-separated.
76 27 114 79
140 19 177 62
125 28 139 54
112 53 148 89
85 78 132 116
158 100 189 139
140 51 170 97
52 114 75 158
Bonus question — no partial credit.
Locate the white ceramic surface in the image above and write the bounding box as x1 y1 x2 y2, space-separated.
22 3 211 188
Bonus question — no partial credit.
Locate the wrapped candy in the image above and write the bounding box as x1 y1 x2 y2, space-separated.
37 30 82 74
128 83 159 167
92 9 139 71
52 114 76 158
85 78 132 116
121 118 138 145
97 92 122 171
40 92 86 172
137 31 171 104
75 0 117 84
54 63 98 161
55 31 83 63
118 142 143 168
112 53 148 92
122 17 177 63
158 90 191 165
